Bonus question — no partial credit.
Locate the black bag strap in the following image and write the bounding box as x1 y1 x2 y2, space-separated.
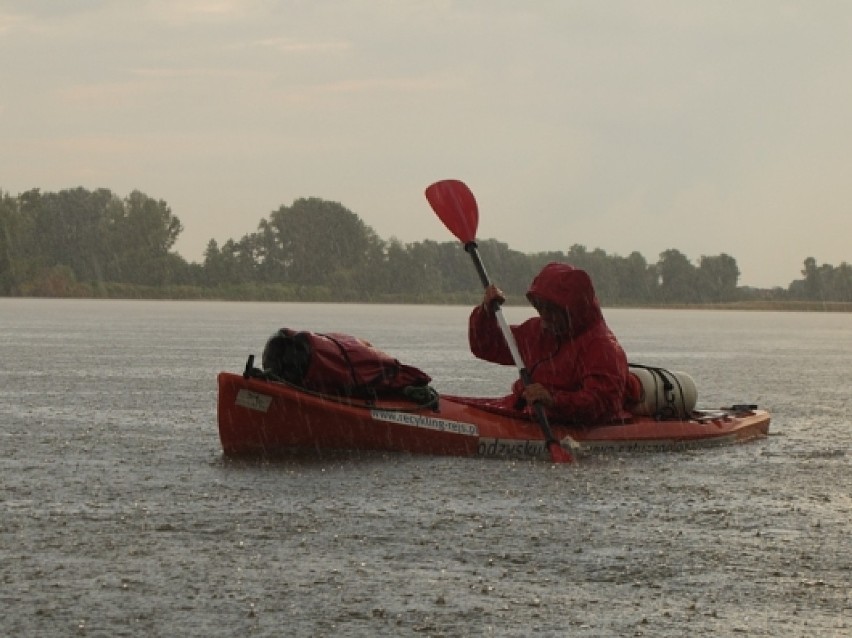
628 362 687 419
318 333 362 388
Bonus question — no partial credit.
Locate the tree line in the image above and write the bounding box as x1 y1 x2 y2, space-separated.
2 186 851 305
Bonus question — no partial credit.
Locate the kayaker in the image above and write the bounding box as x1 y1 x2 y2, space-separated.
469 262 632 424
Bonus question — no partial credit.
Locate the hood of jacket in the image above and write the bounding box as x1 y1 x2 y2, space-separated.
526 262 603 337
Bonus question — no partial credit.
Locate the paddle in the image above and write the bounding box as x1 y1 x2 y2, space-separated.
424 179 574 464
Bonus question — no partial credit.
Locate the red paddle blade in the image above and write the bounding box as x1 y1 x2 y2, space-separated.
547 441 574 464
424 179 479 244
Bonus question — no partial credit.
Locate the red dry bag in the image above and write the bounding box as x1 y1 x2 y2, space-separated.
261 328 432 397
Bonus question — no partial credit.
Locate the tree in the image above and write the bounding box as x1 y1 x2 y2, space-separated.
794 258 852 302
613 251 657 304
801 257 819 300
698 253 740 302
203 238 257 285
102 191 184 285
830 262 852 302
262 198 383 292
398 240 452 297
31 188 119 283
0 191 34 294
380 237 419 295
657 249 700 302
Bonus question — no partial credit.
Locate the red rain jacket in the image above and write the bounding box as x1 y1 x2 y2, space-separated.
469 262 630 424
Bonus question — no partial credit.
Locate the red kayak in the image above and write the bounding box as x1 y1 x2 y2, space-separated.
217 371 771 460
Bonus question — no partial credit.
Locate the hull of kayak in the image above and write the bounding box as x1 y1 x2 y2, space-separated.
217 372 771 460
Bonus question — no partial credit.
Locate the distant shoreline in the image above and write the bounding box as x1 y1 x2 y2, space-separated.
609 300 852 312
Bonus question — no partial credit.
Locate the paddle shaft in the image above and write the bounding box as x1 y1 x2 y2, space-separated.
464 241 564 451
424 179 573 462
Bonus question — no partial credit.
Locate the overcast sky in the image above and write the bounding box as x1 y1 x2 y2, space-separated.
2 1 851 288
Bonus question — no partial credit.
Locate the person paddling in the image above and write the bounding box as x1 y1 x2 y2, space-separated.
469 262 632 424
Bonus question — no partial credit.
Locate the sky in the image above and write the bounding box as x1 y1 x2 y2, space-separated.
2 1 851 289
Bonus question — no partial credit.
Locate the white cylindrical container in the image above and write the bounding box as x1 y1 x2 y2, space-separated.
629 366 698 419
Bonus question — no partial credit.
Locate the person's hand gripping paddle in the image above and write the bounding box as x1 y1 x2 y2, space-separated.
425 179 575 464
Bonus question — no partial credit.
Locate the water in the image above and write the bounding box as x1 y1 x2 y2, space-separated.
1 299 849 637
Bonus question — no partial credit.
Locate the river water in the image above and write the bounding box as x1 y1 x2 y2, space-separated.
1 299 849 637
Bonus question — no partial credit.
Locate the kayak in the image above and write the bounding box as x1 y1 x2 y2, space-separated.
216 370 771 460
